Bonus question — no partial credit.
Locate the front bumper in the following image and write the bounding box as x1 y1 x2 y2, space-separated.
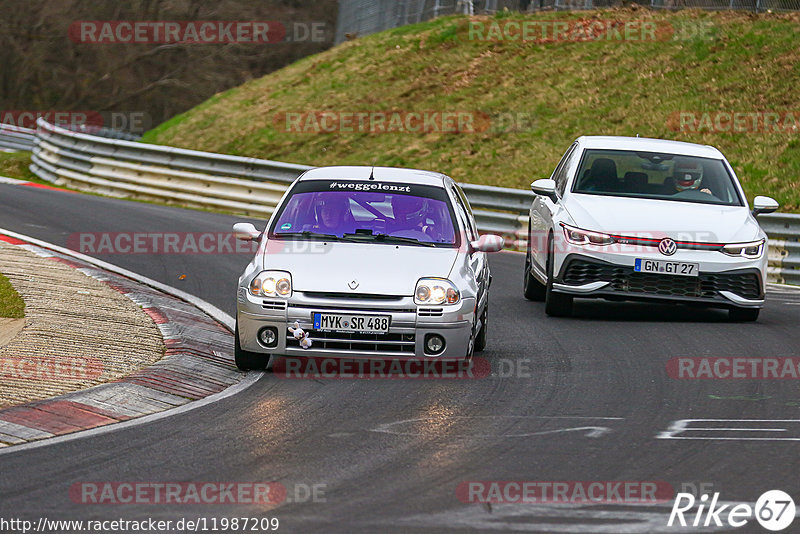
237 288 474 359
552 253 765 308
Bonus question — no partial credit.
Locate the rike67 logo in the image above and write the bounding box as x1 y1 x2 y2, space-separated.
668 490 795 531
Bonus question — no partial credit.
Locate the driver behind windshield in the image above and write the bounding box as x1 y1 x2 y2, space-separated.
671 158 712 195
314 195 356 235
389 195 429 239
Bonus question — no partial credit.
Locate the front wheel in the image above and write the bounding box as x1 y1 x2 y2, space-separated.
235 321 273 371
544 234 573 317
524 245 546 301
474 306 488 352
728 307 760 322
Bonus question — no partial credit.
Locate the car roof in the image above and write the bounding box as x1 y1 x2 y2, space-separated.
298 166 449 186
576 136 724 159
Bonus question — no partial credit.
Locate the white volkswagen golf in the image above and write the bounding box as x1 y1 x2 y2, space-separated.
524 136 779 321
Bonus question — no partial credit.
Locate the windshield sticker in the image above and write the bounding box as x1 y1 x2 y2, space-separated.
280 223 292 230
328 181 411 193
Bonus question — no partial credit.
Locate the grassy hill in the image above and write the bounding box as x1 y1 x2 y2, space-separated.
142 9 800 211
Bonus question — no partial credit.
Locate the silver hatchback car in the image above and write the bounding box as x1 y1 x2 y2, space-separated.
232 166 504 370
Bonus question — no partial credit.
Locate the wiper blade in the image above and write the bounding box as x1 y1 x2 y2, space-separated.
342 232 436 247
273 231 340 240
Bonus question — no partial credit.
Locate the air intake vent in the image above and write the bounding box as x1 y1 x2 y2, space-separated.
418 308 443 317
562 259 762 301
262 300 287 310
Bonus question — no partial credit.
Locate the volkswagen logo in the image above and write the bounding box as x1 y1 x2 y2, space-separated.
658 238 678 256
348 279 359 290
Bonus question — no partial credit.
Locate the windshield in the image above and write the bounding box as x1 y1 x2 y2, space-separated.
571 149 744 206
269 180 459 247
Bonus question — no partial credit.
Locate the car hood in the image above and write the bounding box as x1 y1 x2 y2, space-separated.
261 240 459 295
564 194 761 243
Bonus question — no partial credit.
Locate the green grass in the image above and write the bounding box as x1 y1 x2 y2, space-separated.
0 273 24 318
0 151 37 182
105 12 800 212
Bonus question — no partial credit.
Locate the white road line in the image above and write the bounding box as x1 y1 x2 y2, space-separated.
371 415 623 438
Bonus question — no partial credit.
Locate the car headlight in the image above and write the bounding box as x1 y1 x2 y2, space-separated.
249 270 292 297
721 239 765 259
561 223 616 246
415 278 460 305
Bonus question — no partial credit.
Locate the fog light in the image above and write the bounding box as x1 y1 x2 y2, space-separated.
258 327 278 348
424 334 445 356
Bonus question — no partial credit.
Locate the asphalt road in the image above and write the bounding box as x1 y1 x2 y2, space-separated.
1 183 799 533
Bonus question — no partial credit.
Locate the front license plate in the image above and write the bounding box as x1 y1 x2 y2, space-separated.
634 258 699 277
313 313 390 334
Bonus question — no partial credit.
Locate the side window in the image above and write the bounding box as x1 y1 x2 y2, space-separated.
454 185 479 237
554 144 578 196
451 186 477 241
549 145 572 181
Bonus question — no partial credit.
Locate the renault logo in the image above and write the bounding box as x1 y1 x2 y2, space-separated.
658 238 678 256
348 279 359 290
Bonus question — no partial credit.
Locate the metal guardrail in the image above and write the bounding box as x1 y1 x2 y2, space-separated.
28 118 799 285
30 118 311 218
759 213 800 286
0 124 36 151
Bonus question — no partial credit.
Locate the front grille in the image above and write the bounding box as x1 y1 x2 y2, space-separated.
289 303 416 313
262 299 287 310
562 259 762 300
418 308 443 317
287 330 416 353
300 291 403 301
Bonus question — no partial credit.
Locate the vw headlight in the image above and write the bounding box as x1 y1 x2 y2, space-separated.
249 271 292 297
561 223 616 246
415 278 460 305
721 239 765 259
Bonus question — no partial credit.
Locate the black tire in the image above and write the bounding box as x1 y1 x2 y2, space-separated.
234 321 273 371
728 307 760 322
474 306 488 352
464 317 476 362
544 233 573 317
524 228 546 301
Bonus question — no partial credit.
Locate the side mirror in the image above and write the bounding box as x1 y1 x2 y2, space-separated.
470 234 504 253
531 179 558 203
752 196 779 217
233 222 261 241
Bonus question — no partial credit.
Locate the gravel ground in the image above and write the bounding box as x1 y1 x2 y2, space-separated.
0 242 164 408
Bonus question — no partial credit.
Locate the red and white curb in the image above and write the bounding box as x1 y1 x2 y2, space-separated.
0 230 259 451
0 174 71 192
